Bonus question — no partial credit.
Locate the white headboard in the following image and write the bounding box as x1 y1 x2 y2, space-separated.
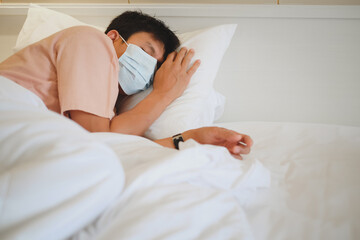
1 4 360 126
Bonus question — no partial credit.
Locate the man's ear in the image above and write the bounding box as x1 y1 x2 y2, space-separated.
106 30 120 42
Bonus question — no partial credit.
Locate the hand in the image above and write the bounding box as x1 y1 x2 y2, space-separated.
182 127 253 160
152 47 201 103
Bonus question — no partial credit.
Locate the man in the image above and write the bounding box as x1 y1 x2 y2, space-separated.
0 11 252 158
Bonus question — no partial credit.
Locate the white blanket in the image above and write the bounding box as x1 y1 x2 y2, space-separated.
0 76 270 240
73 133 269 240
0 77 125 239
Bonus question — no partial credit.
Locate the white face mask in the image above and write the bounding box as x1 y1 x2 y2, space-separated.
118 34 157 95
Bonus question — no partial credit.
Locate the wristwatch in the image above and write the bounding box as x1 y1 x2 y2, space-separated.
172 133 184 150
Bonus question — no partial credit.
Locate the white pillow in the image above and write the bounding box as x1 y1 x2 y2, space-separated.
14 5 236 139
13 4 104 52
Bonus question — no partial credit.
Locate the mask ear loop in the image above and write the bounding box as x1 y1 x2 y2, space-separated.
118 34 129 46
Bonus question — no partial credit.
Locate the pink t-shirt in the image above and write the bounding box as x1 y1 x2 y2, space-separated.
0 26 119 119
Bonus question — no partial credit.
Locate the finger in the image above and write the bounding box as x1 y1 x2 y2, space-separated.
232 154 243 160
181 48 195 69
174 47 187 65
186 59 201 77
226 130 244 142
237 144 251 154
240 134 253 148
165 51 176 64
226 139 251 155
229 130 253 147
231 145 243 155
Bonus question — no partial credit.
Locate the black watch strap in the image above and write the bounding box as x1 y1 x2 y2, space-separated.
172 133 184 150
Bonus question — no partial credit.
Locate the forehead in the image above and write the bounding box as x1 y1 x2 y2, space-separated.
127 32 165 62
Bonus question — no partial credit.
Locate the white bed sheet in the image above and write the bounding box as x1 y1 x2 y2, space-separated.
216 121 360 240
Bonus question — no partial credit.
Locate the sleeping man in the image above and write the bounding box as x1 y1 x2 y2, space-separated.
0 11 252 158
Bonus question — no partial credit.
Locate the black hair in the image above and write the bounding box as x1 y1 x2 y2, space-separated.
105 11 180 62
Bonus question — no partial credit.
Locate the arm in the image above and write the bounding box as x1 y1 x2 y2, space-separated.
69 48 200 135
154 127 254 160
68 111 253 159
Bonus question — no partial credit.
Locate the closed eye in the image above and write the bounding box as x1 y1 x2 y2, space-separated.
141 47 153 57
145 42 156 56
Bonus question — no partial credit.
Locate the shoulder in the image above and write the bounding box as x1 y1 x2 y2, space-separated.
54 26 116 58
62 25 105 35
58 25 108 41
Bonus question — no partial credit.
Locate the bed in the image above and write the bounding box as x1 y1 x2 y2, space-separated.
0 3 359 240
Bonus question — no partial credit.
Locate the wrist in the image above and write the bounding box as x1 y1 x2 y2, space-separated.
151 89 176 106
182 129 197 142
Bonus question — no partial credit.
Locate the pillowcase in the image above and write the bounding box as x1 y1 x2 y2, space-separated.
14 4 236 139
13 4 104 52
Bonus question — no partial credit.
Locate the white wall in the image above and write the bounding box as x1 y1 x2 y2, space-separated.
214 16 360 126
